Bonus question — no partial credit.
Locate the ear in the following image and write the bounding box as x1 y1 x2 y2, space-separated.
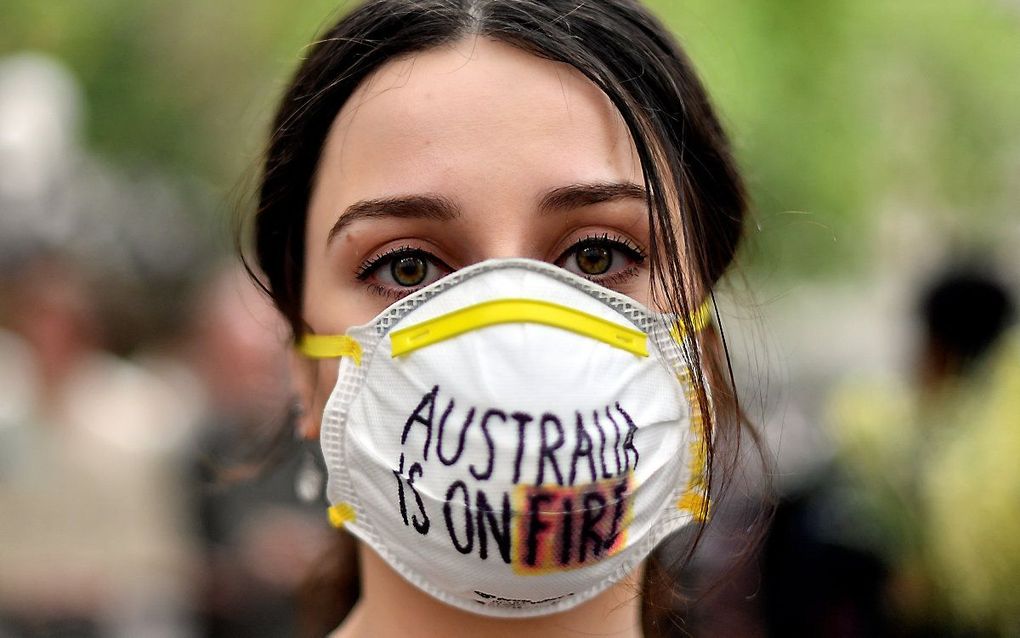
289 349 320 440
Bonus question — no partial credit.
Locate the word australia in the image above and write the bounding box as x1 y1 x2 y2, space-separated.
399 384 639 486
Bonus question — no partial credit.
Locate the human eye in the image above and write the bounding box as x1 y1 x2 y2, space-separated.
354 245 453 299
555 233 647 288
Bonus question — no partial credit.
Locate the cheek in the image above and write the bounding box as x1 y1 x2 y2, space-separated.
611 268 654 310
632 270 654 308
312 358 341 419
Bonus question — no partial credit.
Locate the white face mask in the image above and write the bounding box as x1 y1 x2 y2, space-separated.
298 258 711 618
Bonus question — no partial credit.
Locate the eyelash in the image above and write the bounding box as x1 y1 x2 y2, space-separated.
570 233 646 287
574 232 647 263
354 234 646 298
354 245 432 280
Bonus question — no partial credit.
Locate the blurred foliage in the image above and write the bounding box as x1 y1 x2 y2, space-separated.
2 0 1017 278
662 0 1020 278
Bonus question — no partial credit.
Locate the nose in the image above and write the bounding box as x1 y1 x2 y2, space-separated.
460 214 547 265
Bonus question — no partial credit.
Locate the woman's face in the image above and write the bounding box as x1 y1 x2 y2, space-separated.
298 37 652 434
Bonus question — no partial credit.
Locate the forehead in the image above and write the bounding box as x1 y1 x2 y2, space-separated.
315 37 642 200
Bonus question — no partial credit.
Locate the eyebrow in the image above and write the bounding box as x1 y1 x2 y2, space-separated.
327 181 647 244
537 181 647 215
327 194 459 244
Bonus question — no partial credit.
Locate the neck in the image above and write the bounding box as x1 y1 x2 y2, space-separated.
334 544 645 638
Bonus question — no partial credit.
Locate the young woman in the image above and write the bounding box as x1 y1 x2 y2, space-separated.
246 1 752 636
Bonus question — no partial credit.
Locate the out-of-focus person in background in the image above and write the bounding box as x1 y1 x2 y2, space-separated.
815 264 1017 636
916 268 1019 632
0 254 199 638
0 54 201 638
0 257 336 638
180 264 335 637
0 48 343 638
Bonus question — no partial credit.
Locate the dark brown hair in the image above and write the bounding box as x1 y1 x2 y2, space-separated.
243 0 758 635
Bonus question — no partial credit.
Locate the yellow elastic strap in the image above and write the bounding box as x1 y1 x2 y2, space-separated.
677 491 710 522
297 334 362 365
669 300 713 343
389 298 648 358
327 502 356 528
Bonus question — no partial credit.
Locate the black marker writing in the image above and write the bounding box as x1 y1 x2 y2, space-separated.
401 385 438 461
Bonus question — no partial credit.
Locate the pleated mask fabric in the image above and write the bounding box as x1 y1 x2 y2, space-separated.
307 258 709 617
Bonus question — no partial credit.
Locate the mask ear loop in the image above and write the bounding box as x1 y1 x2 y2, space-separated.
669 299 714 523
296 334 363 365
668 299 713 343
294 334 363 527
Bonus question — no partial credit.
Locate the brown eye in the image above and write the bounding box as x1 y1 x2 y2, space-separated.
391 255 428 287
575 243 612 275
356 247 452 297
557 234 647 285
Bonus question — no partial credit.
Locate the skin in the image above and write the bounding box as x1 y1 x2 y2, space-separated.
297 36 655 638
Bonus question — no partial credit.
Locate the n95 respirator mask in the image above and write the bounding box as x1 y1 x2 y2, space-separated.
298 257 711 618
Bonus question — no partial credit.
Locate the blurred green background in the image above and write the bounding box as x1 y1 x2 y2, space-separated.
2 0 1017 280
